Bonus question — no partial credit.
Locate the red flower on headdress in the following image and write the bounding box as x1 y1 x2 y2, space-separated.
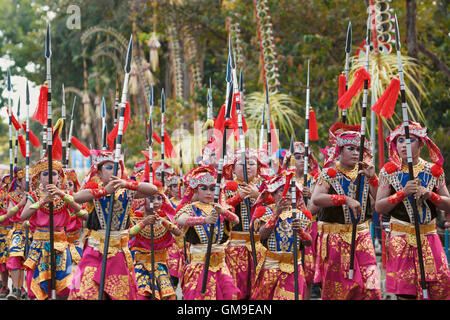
384 161 399 174
327 168 337 178
134 210 144 217
430 164 443 178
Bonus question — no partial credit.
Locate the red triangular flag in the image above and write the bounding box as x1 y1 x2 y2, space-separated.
164 130 177 159
52 127 63 161
373 78 400 119
213 104 226 133
309 109 319 141
337 67 371 109
32 84 48 125
339 75 347 99
107 102 132 150
9 110 21 131
153 130 162 144
71 136 91 157
18 134 26 158
21 122 40 147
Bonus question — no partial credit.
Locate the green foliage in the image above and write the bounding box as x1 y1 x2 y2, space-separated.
0 0 447 176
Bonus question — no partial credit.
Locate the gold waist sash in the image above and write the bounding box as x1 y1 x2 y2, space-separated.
32 230 68 252
134 249 169 270
264 251 300 274
318 220 369 234
87 229 134 272
389 217 436 248
189 243 225 273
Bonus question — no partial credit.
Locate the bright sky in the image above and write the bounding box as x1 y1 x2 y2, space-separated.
0 56 40 123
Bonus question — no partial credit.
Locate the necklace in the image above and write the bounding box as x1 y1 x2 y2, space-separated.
335 161 358 182
401 158 426 178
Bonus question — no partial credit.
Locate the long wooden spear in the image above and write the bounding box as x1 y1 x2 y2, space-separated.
160 88 165 187
66 96 76 166
98 35 133 300
61 84 67 169
265 79 272 170
14 98 20 167
289 135 299 300
44 22 57 300
146 84 156 300
342 21 352 124
393 14 428 299
349 14 371 281
7 69 13 179
229 37 258 270
25 81 31 257
201 61 234 294
101 97 107 149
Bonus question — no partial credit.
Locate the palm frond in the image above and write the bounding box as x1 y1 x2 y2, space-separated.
244 91 302 140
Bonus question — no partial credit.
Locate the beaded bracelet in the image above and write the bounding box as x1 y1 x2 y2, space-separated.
10 205 19 214
369 175 379 187
129 222 145 236
90 188 107 199
63 194 74 204
429 192 442 204
185 216 206 226
125 180 139 191
222 209 238 222
387 189 406 205
330 194 346 206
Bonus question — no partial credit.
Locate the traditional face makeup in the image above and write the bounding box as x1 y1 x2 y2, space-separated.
234 158 258 180
294 152 305 171
339 145 360 168
396 134 422 161
67 180 75 192
197 184 215 203
39 170 60 187
98 161 121 184
148 194 163 211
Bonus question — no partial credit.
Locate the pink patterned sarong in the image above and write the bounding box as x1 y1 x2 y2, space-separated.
181 243 240 300
314 221 382 300
68 231 138 300
386 218 450 300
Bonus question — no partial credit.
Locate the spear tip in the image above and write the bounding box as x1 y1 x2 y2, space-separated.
289 133 295 154
345 21 352 53
26 81 30 105
45 21 52 59
124 34 133 74
394 14 401 51
7 68 11 91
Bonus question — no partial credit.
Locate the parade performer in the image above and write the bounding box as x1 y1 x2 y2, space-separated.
375 121 450 300
2 168 27 300
165 174 187 289
21 158 82 300
287 141 321 299
0 176 12 298
129 181 181 300
311 124 382 300
175 166 241 300
249 169 312 300
64 168 84 265
222 148 268 299
68 149 158 300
